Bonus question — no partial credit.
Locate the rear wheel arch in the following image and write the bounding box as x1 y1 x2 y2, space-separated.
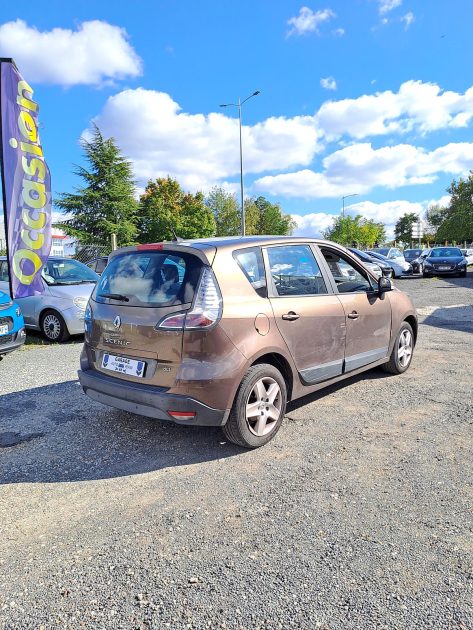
251 352 293 402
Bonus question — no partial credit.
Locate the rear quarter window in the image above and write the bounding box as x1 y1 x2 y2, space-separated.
233 247 267 297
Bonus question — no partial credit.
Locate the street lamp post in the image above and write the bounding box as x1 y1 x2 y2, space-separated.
220 90 260 236
341 193 359 217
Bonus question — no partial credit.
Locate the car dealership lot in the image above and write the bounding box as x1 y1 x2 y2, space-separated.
1 275 472 629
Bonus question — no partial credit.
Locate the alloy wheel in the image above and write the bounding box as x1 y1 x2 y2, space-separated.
397 329 413 368
245 377 282 437
43 313 62 340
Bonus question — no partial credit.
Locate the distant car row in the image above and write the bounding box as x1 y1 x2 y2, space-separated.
0 244 470 355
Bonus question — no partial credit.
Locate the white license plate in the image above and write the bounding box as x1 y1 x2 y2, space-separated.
438 266 450 270
0 324 9 335
101 353 146 377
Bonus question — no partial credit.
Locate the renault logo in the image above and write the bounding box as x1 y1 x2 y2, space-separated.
113 316 121 330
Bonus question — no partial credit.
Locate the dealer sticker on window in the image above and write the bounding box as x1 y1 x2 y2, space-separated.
101 353 145 377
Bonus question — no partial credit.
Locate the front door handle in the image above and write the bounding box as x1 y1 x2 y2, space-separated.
282 311 300 321
347 311 359 320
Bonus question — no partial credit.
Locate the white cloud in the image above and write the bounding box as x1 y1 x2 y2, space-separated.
332 28 345 37
254 141 473 199
291 212 336 237
378 0 402 15
0 19 142 86
320 76 337 91
287 7 335 37
401 12 415 29
91 88 323 191
315 80 473 140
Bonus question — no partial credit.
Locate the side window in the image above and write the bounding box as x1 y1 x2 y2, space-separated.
321 249 374 293
233 247 267 297
267 245 327 296
96 258 108 274
0 261 9 282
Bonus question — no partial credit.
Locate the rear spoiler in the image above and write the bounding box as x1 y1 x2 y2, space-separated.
108 242 217 266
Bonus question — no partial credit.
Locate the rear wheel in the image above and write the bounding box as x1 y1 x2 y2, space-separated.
41 310 70 342
382 321 414 374
223 364 287 448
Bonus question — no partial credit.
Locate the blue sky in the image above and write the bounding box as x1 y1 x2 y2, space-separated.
1 0 472 237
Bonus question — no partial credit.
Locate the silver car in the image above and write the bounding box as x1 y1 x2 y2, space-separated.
0 256 98 341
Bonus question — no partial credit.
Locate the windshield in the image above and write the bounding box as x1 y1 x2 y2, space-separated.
404 250 421 259
94 251 203 307
429 248 462 258
42 259 99 285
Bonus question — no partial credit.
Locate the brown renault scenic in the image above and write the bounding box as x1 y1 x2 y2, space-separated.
78 237 417 448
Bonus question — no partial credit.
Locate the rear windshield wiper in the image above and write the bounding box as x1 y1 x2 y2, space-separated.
99 293 130 302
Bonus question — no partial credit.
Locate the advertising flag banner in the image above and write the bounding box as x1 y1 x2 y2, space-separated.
0 58 51 298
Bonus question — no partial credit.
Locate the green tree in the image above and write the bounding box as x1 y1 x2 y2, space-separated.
243 196 296 236
323 214 385 248
394 212 418 246
55 124 138 246
436 173 473 243
137 177 215 242
206 187 241 236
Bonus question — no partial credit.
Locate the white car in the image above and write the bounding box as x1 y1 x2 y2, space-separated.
460 249 473 265
0 256 98 342
369 247 411 273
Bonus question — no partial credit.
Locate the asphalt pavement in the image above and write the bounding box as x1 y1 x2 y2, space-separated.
1 273 472 629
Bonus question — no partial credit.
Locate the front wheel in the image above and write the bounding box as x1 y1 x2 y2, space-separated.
41 310 70 342
223 364 287 448
382 322 414 374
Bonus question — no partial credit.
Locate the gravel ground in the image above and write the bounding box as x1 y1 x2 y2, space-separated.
1 273 472 629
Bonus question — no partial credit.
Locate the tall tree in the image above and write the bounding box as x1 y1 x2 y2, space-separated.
55 124 138 246
206 187 241 236
244 196 296 236
394 212 418 246
323 215 386 248
436 173 473 243
137 177 215 242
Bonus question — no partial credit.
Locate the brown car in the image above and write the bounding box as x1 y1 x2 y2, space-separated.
78 237 417 448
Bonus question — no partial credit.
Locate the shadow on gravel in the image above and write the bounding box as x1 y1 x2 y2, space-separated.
420 304 473 334
0 380 243 485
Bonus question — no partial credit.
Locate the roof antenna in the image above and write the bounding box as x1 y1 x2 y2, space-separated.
170 224 182 243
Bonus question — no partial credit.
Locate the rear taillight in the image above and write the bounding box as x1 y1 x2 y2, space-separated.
157 267 222 331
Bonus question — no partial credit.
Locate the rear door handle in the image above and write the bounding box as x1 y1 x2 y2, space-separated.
347 311 359 320
282 311 300 321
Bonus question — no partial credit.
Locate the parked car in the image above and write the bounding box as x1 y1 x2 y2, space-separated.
370 247 406 267
403 248 427 274
78 237 417 449
0 290 26 359
0 256 99 342
422 247 467 277
460 248 473 266
86 256 109 275
367 251 413 277
348 247 391 278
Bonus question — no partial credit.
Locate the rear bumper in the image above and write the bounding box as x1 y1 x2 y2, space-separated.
78 368 229 427
0 329 26 356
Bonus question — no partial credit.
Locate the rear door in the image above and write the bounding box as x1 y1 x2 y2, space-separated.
265 243 346 384
318 246 392 372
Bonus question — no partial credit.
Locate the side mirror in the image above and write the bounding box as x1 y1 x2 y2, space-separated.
378 276 392 293
381 267 392 277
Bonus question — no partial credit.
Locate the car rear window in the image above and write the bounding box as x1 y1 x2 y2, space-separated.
94 251 203 307
233 247 267 297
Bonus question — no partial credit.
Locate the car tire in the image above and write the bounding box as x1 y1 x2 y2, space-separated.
41 309 70 343
382 321 414 375
460 270 467 278
223 363 287 449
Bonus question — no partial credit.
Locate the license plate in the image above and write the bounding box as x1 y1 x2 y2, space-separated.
438 266 450 270
0 324 8 335
101 353 146 377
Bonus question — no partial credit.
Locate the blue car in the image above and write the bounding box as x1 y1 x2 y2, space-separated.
0 290 26 359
